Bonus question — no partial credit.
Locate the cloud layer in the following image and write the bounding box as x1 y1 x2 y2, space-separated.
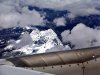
21 0 100 16
54 17 66 26
61 23 100 49
0 0 100 28
0 0 44 28
0 0 100 49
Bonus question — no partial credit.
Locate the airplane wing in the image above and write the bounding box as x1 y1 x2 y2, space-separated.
0 46 100 75
7 46 100 67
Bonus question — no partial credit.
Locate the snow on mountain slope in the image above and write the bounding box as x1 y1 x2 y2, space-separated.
30 29 63 46
15 29 63 53
4 28 67 57
30 29 63 53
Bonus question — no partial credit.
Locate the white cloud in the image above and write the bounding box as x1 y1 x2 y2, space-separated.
20 0 100 16
46 45 71 53
5 32 33 50
14 32 33 49
0 1 44 28
53 17 66 26
19 8 45 27
0 0 100 28
0 9 44 28
61 23 100 49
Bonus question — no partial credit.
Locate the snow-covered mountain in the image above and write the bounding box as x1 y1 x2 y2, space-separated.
0 0 100 58
2 28 70 58
14 29 63 53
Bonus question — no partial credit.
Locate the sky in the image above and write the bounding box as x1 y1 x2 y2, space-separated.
0 0 100 50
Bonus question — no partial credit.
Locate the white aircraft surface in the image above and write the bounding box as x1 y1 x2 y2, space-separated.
0 65 53 75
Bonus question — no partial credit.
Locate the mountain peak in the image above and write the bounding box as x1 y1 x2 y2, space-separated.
3 29 64 57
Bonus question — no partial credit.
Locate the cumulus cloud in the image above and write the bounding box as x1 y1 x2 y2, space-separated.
5 32 33 50
53 17 66 26
46 45 71 53
0 0 44 28
0 0 100 28
20 0 100 16
14 32 33 49
61 23 100 49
